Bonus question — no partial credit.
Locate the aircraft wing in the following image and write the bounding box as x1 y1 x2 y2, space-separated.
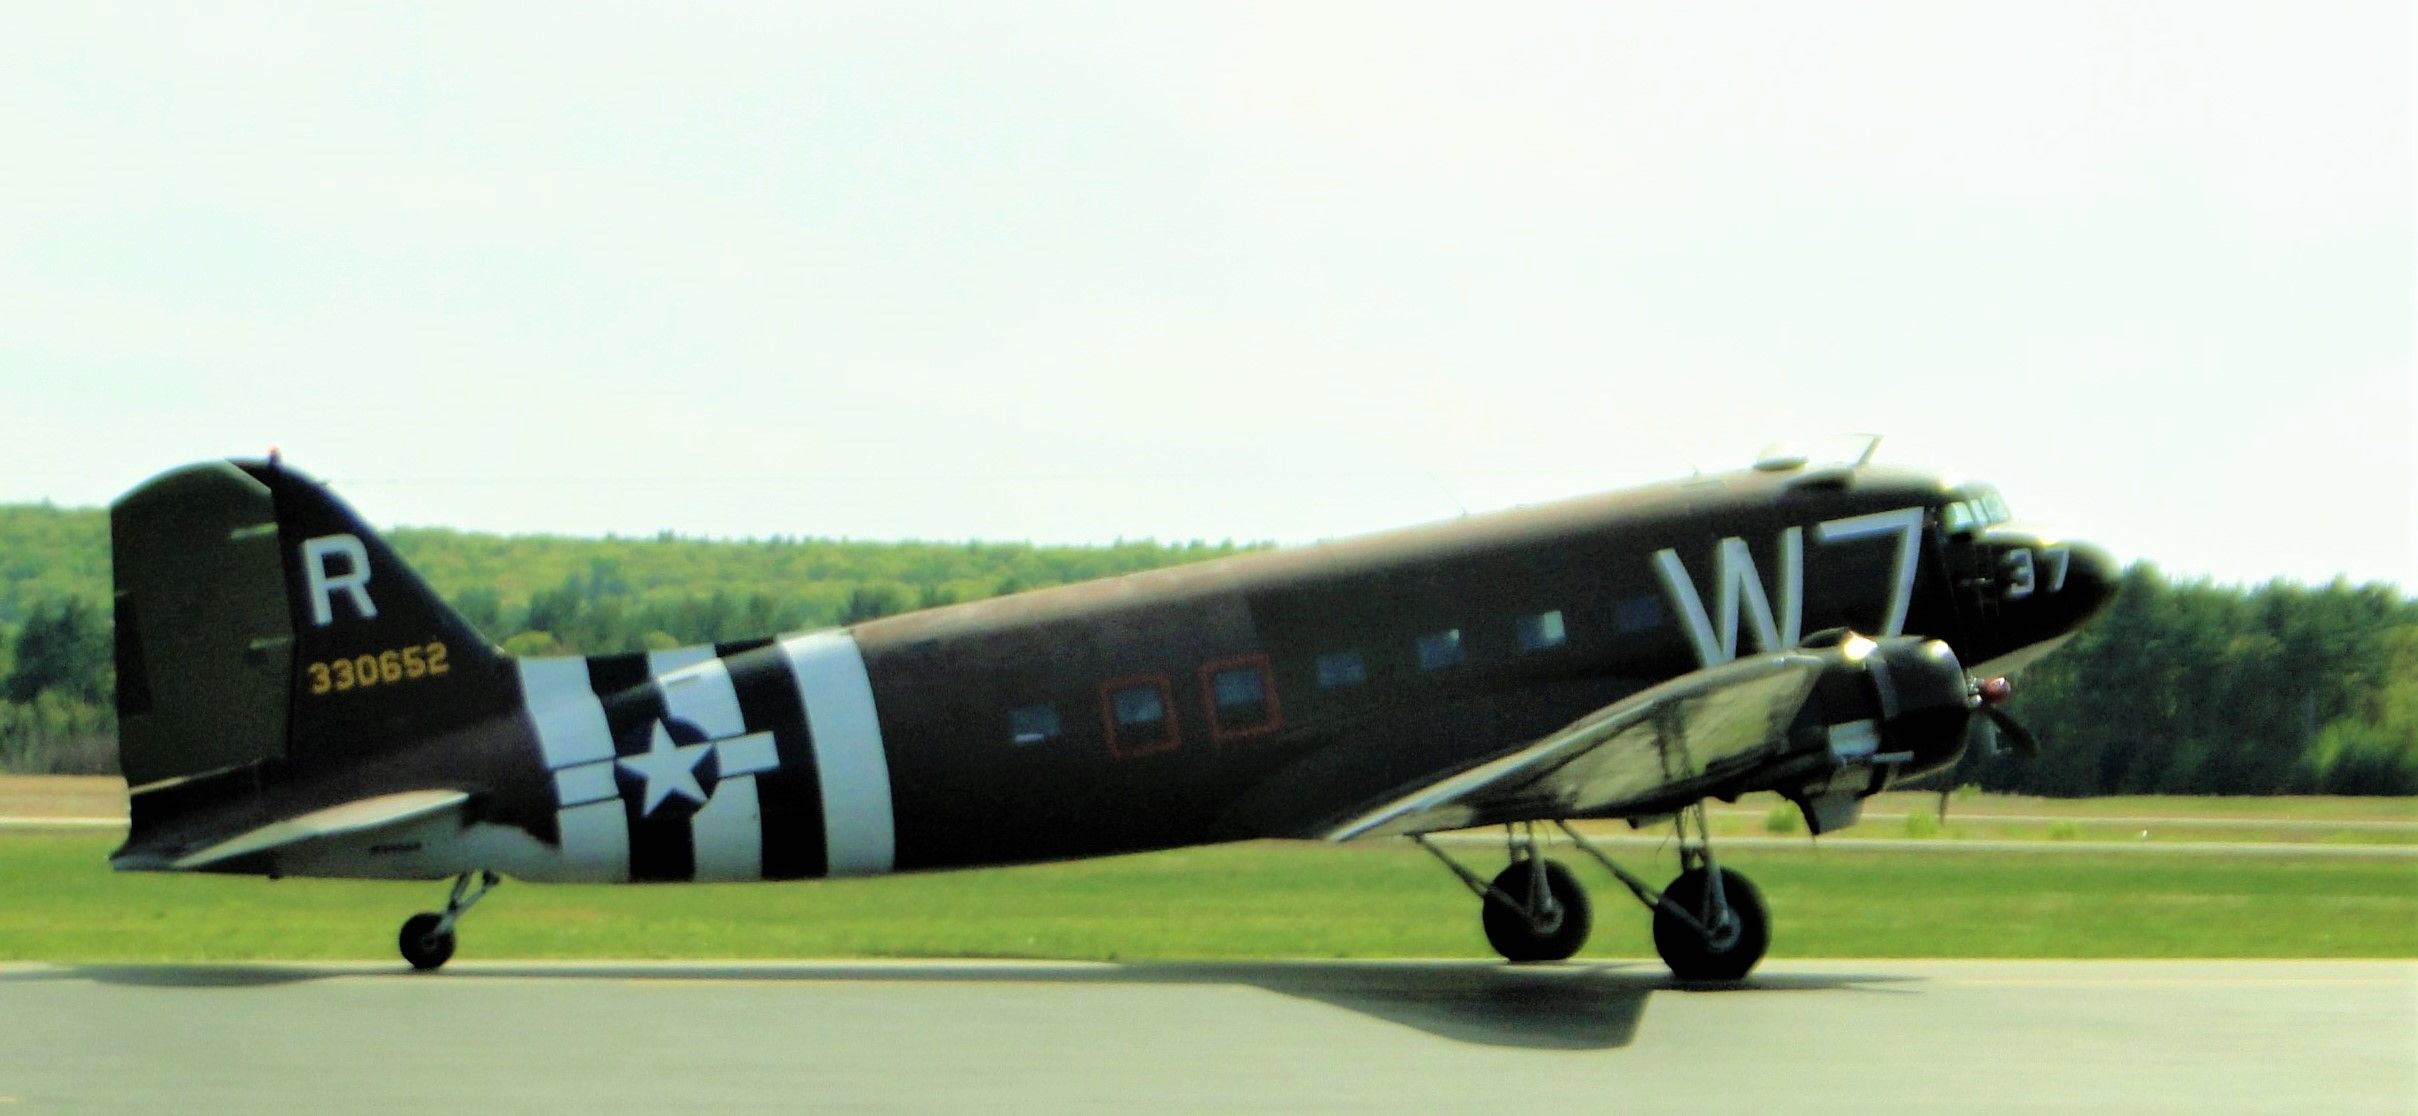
1324 653 1834 841
153 790 472 871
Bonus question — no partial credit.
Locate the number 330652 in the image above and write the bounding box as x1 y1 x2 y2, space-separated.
307 642 450 695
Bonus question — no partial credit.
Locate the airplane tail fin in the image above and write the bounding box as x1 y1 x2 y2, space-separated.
111 459 513 795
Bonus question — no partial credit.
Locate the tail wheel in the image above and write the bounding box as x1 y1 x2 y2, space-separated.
398 912 456 972
1481 859 1593 963
1652 866 1769 981
397 870 496 972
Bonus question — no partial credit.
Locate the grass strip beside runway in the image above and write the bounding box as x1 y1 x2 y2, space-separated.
3 832 2411 963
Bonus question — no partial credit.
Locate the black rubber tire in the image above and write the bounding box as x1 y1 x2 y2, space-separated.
399 912 456 972
1480 859 1593 963
1651 866 1769 981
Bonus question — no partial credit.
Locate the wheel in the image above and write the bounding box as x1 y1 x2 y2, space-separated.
1651 866 1769 981
1480 859 1593 962
399 912 456 971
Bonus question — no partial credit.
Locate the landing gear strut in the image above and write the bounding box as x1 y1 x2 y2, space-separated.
1419 822 1593 963
1651 864 1768 981
399 870 498 972
1416 804 1771 980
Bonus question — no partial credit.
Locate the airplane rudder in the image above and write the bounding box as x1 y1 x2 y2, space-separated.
111 461 295 785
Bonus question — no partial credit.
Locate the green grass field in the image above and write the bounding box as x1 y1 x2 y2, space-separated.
3 832 2411 963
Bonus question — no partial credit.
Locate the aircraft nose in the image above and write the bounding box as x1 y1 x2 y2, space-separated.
2059 540 2120 623
1956 530 2122 679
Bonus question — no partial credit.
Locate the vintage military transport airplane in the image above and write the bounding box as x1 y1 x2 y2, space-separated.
107 447 2113 977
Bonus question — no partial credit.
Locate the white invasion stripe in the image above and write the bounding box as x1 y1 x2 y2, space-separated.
655 654 746 738
519 657 615 770
646 645 717 677
716 732 779 777
784 630 896 877
653 654 759 880
552 762 619 808
519 656 629 879
557 800 631 881
689 774 763 881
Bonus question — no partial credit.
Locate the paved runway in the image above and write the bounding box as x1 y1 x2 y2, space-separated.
1 959 2409 1114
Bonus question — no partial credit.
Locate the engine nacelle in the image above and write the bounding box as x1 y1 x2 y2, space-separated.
1776 633 1973 834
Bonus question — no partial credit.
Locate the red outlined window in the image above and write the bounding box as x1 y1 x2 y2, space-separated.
1199 654 1282 742
1099 674 1179 759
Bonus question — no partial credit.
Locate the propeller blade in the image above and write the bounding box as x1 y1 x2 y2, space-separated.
1983 703 2039 757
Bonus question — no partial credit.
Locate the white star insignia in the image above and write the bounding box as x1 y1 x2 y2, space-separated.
617 721 713 816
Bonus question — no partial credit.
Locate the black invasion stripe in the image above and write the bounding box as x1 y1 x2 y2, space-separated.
589 652 695 882
586 652 652 700
729 643 827 880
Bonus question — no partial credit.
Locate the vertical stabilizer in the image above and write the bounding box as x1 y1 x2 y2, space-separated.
110 459 514 794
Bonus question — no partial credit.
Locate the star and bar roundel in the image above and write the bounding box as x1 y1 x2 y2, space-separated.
516 632 897 883
613 718 779 819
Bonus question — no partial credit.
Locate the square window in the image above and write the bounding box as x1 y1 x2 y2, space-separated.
1315 650 1367 688
1201 655 1282 741
1415 629 1463 671
1008 704 1061 746
1211 667 1265 709
1111 685 1165 727
1100 675 1178 758
1516 610 1567 652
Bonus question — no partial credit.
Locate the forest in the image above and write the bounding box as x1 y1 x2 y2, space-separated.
3 501 2413 795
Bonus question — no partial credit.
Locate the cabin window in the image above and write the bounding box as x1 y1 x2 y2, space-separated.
1315 650 1367 688
1942 491 2013 538
1212 667 1264 708
1201 655 1281 741
1113 685 1165 728
1008 704 1061 746
1100 675 1178 758
1516 610 1567 652
1416 629 1464 671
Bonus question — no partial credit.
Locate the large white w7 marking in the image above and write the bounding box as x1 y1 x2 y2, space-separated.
1653 507 1926 668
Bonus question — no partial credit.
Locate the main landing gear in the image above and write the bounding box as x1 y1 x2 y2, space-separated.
399 870 499 972
1414 805 1771 981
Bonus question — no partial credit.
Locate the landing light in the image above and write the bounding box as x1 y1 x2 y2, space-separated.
1977 676 2013 707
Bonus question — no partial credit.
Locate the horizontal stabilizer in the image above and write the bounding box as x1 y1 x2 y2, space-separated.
154 790 470 871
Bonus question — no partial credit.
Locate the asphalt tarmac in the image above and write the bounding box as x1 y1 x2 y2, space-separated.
1 959 2409 1114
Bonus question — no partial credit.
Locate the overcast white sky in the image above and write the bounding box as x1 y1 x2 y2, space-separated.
1 3 2408 587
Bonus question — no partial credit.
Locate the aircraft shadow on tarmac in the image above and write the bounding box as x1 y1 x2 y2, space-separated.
4 960 1914 1050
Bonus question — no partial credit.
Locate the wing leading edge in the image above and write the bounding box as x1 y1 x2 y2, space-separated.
1326 654 1827 841
1324 633 1972 841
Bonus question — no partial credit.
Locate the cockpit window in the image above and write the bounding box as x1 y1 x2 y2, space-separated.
1941 486 2014 537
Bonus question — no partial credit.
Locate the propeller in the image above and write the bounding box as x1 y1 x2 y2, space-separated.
1980 701 2039 757
1939 675 2037 822
1972 675 2038 757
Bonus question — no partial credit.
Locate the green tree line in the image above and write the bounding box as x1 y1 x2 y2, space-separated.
3 504 2412 793
0 504 1254 773
1966 566 2418 796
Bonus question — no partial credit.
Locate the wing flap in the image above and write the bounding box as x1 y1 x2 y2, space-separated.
1326 652 1830 841
164 789 471 870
